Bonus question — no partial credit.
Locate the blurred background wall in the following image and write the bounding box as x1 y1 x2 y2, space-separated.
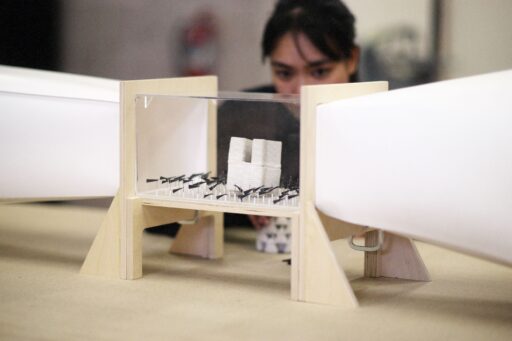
59 0 275 90
439 0 512 79
2 0 512 90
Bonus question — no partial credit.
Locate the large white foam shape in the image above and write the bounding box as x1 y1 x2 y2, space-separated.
316 70 512 265
0 65 119 199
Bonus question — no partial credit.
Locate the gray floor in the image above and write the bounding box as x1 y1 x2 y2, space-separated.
1 202 511 340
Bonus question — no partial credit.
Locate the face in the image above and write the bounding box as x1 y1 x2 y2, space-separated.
269 32 359 94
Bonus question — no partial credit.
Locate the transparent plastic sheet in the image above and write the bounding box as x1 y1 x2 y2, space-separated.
135 91 300 207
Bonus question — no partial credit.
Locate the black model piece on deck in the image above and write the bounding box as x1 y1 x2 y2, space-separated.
169 175 186 184
209 182 221 191
188 181 205 189
189 172 203 179
216 194 227 199
245 185 263 195
204 178 216 185
204 193 213 198
238 192 251 201
273 196 286 204
146 178 159 183
259 186 271 193
260 186 279 195
172 187 184 193
234 185 243 193
278 192 288 200
160 176 172 183
287 194 299 200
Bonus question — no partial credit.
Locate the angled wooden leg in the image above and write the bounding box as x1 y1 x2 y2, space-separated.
170 212 224 259
365 230 430 281
80 193 121 278
297 201 358 307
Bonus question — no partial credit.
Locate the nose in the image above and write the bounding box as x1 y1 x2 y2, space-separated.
290 74 306 94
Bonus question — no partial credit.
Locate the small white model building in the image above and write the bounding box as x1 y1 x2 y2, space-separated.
227 137 282 190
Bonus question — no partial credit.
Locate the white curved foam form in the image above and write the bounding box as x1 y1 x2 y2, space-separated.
316 70 512 265
0 66 119 199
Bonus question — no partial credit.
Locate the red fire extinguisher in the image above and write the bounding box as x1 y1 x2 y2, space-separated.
180 10 218 76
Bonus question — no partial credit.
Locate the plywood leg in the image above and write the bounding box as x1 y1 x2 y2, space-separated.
364 230 379 278
80 193 121 278
290 214 300 301
123 198 145 279
122 201 200 279
170 212 224 259
365 231 430 281
298 201 358 307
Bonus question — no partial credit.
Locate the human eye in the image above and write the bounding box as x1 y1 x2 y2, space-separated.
273 68 294 81
310 66 332 79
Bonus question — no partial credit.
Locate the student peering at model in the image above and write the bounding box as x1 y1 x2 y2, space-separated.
247 0 360 230
263 0 359 95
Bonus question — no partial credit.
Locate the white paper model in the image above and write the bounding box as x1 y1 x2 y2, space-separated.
227 137 282 190
315 70 512 266
0 65 119 199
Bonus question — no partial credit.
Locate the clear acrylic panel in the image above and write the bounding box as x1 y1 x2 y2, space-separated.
135 91 300 207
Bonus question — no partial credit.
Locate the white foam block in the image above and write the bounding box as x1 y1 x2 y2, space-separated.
262 167 281 187
227 162 263 190
228 137 252 163
251 139 282 168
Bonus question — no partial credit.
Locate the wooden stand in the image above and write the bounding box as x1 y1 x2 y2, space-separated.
81 77 430 308
297 82 430 307
364 230 430 281
81 76 222 279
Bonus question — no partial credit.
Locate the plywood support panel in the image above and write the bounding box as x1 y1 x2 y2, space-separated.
365 230 431 281
170 212 224 259
297 82 388 307
82 76 219 279
299 201 358 307
80 193 121 278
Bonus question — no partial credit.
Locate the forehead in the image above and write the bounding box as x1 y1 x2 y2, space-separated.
270 32 329 66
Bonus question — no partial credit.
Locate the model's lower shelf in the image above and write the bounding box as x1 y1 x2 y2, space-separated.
140 195 299 217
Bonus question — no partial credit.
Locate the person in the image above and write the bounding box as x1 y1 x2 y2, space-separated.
218 0 360 240
262 0 359 95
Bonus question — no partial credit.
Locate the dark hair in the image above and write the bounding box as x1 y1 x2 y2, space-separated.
262 0 357 67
